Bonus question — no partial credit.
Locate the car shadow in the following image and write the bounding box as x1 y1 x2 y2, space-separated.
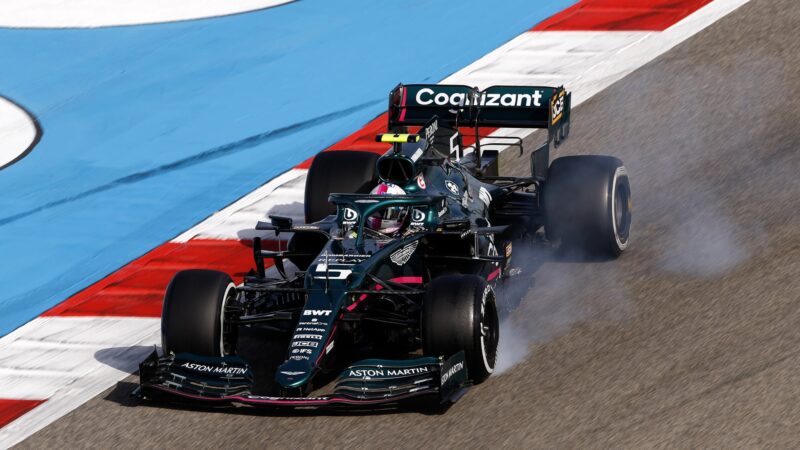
94 345 158 373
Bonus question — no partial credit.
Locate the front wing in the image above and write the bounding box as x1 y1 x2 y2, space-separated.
137 350 468 410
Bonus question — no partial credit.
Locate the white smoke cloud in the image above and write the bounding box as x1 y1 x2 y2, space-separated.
493 243 632 375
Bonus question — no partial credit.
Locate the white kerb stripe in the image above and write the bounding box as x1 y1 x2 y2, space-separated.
0 317 160 448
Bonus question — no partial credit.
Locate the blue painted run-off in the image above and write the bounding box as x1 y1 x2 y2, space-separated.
0 0 575 336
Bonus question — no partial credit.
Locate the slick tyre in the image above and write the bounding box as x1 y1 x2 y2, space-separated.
161 269 236 357
422 275 499 384
544 155 631 257
304 150 379 223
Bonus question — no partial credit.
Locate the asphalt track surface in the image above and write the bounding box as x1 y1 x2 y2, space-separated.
20 0 800 447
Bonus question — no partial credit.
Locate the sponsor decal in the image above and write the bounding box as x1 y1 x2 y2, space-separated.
355 199 379 203
488 237 498 257
280 371 305 376
297 327 327 333
348 369 384 378
410 208 426 227
441 361 465 384
325 341 335 354
292 225 319 230
390 240 419 266
422 118 438 146
343 207 358 225
290 355 310 361
416 174 426 189
291 348 313 354
445 180 459 196
180 362 247 376
479 187 492 207
551 90 566 125
411 148 424 161
316 251 369 264
292 341 319 348
388 367 429 376
347 367 430 378
248 395 329 401
293 334 323 340
303 309 332 317
415 88 543 108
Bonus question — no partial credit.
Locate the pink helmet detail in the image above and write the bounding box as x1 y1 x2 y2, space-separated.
366 183 407 235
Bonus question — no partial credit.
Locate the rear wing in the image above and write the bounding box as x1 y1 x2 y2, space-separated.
387 83 571 178
389 84 569 131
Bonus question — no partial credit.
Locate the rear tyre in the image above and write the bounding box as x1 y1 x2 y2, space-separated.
544 155 631 257
161 269 236 357
422 275 499 384
304 150 379 223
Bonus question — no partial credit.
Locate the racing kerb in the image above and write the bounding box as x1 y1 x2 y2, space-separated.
0 1 754 446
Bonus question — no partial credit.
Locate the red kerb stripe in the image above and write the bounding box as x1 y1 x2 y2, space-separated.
532 0 713 31
43 239 276 318
0 399 46 429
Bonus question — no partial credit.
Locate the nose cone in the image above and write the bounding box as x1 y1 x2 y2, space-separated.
276 358 314 388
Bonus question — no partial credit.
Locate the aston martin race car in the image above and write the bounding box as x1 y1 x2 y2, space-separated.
137 83 632 410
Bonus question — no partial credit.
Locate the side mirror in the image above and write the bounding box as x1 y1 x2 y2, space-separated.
269 215 293 229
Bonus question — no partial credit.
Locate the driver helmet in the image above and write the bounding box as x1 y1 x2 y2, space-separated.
366 182 408 235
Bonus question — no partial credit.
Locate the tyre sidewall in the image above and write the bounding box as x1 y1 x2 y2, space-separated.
422 275 498 383
545 156 631 257
608 165 631 254
161 269 235 357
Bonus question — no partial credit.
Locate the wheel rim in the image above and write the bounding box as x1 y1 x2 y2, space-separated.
479 292 499 372
220 283 237 356
612 176 631 245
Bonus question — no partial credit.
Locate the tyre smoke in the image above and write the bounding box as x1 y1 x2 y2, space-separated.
494 243 632 374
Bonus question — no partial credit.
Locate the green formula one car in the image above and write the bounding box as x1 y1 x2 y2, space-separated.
137 83 632 410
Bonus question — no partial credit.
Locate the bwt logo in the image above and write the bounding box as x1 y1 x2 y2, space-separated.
411 208 426 223
343 207 358 222
303 309 332 317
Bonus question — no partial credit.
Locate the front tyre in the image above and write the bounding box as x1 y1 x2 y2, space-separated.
161 269 237 357
544 155 632 257
422 275 499 383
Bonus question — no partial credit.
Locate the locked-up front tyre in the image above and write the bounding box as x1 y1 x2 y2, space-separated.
422 275 499 383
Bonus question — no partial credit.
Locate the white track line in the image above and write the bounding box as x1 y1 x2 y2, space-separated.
0 0 294 28
0 97 37 169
